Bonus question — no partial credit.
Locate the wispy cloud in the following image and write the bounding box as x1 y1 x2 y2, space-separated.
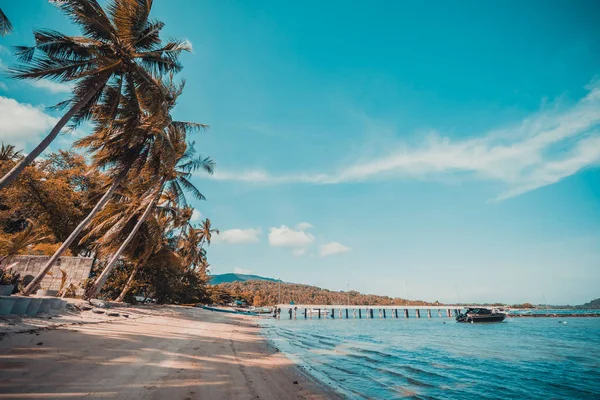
268 225 315 250
0 96 58 150
204 80 600 201
319 242 351 257
191 209 202 223
28 79 73 94
214 228 261 244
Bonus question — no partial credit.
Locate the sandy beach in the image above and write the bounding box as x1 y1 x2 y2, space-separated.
0 305 340 399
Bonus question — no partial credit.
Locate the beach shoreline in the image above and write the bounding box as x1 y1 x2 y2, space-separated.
0 305 340 399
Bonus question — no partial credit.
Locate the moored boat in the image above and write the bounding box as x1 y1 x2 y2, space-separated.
456 307 507 323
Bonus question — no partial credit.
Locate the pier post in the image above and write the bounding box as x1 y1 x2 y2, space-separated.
346 309 349 319
339 309 343 319
404 309 409 318
370 309 374 318
294 308 297 319
331 308 335 319
359 309 362 319
446 309 451 317
438 309 442 318
427 309 432 318
318 308 321 319
304 308 307 319
353 309 356 318
383 309 387 318
416 309 421 318
395 309 399 318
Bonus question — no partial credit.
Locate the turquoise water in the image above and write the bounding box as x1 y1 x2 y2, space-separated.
261 316 600 399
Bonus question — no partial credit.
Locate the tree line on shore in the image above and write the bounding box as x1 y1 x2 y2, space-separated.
212 280 438 307
0 1 216 304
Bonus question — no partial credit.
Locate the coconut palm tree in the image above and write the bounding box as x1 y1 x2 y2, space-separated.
0 219 52 265
0 144 22 163
0 7 13 36
197 218 219 248
85 137 214 299
114 205 181 302
1 0 189 191
20 85 171 296
179 226 208 270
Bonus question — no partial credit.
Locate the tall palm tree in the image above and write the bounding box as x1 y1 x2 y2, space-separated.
197 218 219 248
1 0 189 191
114 205 179 302
0 7 13 36
21 76 179 296
85 138 214 299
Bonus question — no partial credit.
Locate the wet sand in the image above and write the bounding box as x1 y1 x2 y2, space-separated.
0 306 340 399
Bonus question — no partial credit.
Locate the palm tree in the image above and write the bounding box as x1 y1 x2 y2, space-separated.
197 218 219 248
1 0 189 191
0 143 23 163
0 7 13 36
21 76 179 296
114 206 179 302
0 219 52 265
177 218 218 271
85 137 214 299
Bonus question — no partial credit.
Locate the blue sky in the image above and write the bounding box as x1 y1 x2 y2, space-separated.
1 1 599 304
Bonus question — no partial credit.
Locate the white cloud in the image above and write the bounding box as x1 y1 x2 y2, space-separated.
268 225 315 249
27 79 73 94
233 267 252 274
296 222 313 231
202 80 600 201
0 96 58 149
216 228 261 244
319 242 351 257
292 248 306 257
191 209 202 222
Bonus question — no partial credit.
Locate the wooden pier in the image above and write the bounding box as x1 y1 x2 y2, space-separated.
275 304 469 319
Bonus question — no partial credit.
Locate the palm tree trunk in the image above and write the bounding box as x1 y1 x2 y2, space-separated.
86 178 166 299
0 78 106 191
21 168 128 295
115 263 141 303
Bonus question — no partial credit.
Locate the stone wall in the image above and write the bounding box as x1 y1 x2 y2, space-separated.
6 256 93 295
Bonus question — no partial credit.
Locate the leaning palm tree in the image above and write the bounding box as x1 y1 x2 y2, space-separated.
21 83 171 296
0 0 189 191
0 7 13 36
85 138 214 299
114 206 178 302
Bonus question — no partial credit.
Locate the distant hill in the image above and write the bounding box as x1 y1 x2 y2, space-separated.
212 280 436 307
209 273 277 285
575 298 600 309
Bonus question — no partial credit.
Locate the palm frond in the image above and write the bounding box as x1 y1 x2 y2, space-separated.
0 8 13 36
178 176 205 201
51 0 116 42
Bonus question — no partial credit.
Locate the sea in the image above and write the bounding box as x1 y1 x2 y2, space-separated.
261 312 600 399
